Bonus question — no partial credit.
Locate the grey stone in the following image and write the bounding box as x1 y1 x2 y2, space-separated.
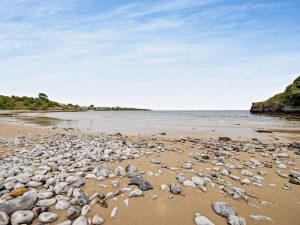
0 192 37 215
195 213 215 225
0 211 9 225
10 210 34 225
115 166 126 176
92 214 105 225
74 178 85 188
55 200 70 210
250 214 272 221
38 212 58 223
67 206 80 220
81 205 91 216
36 198 56 207
129 189 144 197
73 216 88 225
57 220 72 225
212 202 236 218
227 215 246 225
73 192 89 206
169 183 181 194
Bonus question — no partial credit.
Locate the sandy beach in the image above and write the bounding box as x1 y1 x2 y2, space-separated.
0 120 299 225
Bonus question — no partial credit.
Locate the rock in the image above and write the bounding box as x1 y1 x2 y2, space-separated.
176 174 185 184
81 205 91 216
92 215 105 225
124 199 129 207
57 220 72 225
67 206 80 220
139 181 153 191
195 213 215 225
240 178 251 185
169 183 181 194
37 191 53 199
38 212 58 223
26 181 43 188
55 200 70 210
0 211 9 225
227 215 246 225
54 182 68 194
212 202 236 218
126 164 137 172
240 170 253 177
160 184 170 192
74 178 85 188
0 192 37 215
183 162 193 169
129 189 144 197
10 210 34 225
183 180 196 188
128 176 153 191
4 182 16 190
115 166 126 176
111 207 118 219
150 159 161 164
250 214 272 221
10 188 28 197
36 198 56 207
219 137 231 141
73 192 89 206
289 178 300 185
73 216 88 225
192 176 206 186
16 175 31 184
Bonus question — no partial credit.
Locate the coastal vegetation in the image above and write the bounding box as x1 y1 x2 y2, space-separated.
0 93 148 111
251 76 300 115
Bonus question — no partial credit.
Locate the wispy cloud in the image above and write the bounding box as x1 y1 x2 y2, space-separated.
0 0 299 109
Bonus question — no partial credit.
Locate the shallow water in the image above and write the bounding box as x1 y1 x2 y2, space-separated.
13 110 299 136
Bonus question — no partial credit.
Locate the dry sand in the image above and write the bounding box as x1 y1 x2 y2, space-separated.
0 121 300 225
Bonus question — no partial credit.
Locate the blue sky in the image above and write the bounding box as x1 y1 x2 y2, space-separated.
0 0 299 109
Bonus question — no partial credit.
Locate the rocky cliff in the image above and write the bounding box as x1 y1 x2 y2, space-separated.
251 76 300 116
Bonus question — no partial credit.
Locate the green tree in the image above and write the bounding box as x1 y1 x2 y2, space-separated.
38 93 49 102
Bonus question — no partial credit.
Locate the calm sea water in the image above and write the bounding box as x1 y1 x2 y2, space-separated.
18 110 300 136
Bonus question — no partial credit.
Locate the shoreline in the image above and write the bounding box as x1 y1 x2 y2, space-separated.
1 111 300 144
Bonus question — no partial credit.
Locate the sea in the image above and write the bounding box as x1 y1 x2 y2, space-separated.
7 110 299 138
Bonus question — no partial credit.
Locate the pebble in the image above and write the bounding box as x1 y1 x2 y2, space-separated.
0 211 9 225
212 202 236 218
250 214 272 221
67 206 81 220
183 180 196 188
169 183 181 194
73 216 88 225
10 210 34 225
0 192 37 215
194 213 215 225
111 207 118 219
160 184 170 193
38 212 58 223
55 200 70 210
92 215 105 225
129 189 144 197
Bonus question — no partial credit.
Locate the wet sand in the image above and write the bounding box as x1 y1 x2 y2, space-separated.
0 122 299 225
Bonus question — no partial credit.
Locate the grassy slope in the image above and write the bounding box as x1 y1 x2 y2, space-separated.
0 94 82 111
0 94 149 111
255 76 300 107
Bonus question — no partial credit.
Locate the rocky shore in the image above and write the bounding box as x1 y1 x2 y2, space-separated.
250 76 300 118
0 124 300 225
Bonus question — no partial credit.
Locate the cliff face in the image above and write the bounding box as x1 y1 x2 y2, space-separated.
251 76 300 115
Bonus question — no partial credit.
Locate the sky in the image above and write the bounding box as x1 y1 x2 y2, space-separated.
0 0 300 110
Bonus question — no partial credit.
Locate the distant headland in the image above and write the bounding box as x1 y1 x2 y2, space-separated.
251 75 300 117
0 93 149 112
